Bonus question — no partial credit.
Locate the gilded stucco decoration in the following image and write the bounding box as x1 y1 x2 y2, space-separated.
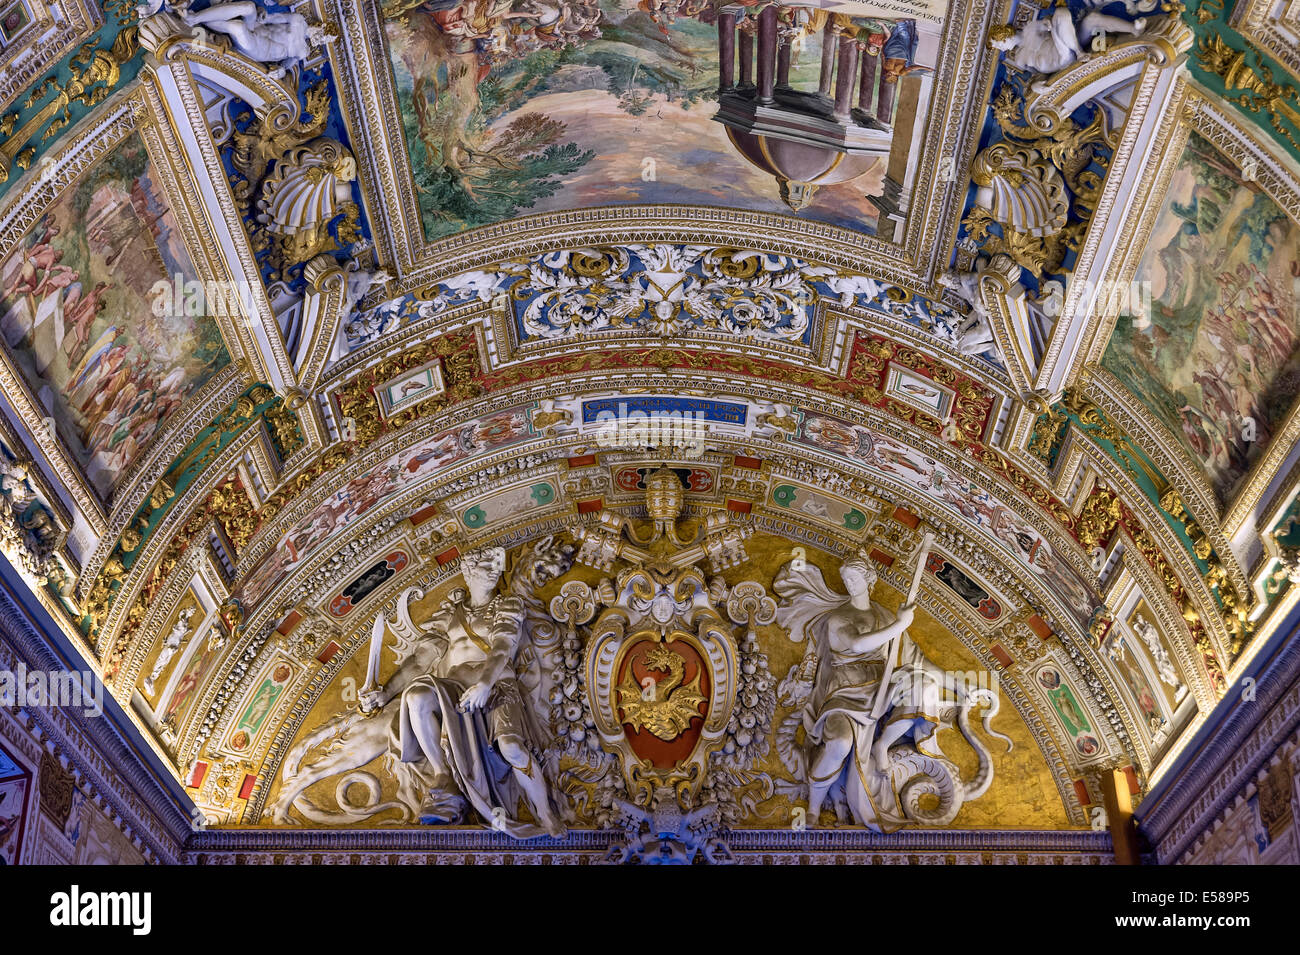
0 0 1295 854
0 1 138 186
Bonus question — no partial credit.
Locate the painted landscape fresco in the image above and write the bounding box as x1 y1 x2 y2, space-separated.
1103 132 1300 503
384 1 936 241
0 134 230 500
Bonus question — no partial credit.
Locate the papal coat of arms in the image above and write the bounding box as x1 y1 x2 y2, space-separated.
270 465 1007 862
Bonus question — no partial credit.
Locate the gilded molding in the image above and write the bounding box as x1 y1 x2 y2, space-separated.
0 0 103 115
1230 0 1300 85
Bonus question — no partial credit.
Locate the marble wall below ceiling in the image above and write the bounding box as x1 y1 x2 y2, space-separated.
0 554 181 863
1137 607 1300 864
0 721 149 865
1178 733 1300 864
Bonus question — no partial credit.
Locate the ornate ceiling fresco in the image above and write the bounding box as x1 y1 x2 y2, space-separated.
0 0 1298 858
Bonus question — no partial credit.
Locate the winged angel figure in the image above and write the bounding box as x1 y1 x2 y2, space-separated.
270 538 573 837
773 555 1011 829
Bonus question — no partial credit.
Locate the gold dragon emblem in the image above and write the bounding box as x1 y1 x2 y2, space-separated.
616 643 706 741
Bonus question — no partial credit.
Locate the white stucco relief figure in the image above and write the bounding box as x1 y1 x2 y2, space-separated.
988 6 1147 76
270 540 572 837
774 544 1011 829
144 606 196 697
159 1 334 78
938 267 1000 360
330 254 394 360
1131 617 1188 702
354 547 563 836
0 458 34 508
342 263 392 327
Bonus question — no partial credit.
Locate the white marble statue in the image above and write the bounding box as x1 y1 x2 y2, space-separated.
939 267 999 359
988 6 1147 76
144 606 196 696
174 1 332 78
774 556 917 823
1132 617 1188 701
0 458 34 508
358 547 564 836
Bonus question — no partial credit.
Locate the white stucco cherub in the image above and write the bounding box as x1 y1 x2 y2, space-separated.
170 1 333 79
988 6 1147 76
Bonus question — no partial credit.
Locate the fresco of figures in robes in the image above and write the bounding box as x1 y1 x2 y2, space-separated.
1103 132 1300 504
383 0 937 241
0 134 230 500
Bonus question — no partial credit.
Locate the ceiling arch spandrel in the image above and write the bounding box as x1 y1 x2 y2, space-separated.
931 2 1193 395
225 529 1085 831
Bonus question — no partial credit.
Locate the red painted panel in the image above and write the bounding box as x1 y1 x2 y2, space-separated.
1123 765 1139 795
1026 614 1053 640
892 507 920 529
618 638 710 771
409 504 440 527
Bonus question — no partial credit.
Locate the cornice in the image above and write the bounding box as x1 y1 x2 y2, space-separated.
182 824 1111 861
1135 601 1300 862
